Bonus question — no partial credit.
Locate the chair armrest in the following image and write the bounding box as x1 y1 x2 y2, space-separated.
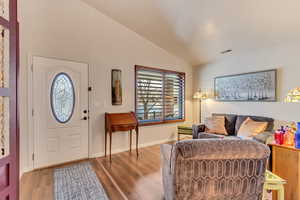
253 131 274 144
160 144 176 200
192 124 206 139
160 144 173 167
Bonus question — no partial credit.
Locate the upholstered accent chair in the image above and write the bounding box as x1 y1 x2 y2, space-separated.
160 139 270 200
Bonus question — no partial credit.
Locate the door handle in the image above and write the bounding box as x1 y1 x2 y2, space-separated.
81 116 88 120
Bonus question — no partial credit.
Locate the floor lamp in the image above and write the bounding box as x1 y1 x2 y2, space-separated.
193 90 208 123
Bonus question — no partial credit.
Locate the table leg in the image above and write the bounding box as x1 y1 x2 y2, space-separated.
104 131 107 157
109 130 112 162
129 130 132 153
136 128 139 157
262 187 266 200
278 185 285 200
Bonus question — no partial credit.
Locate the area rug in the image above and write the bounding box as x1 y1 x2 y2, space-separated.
54 162 109 200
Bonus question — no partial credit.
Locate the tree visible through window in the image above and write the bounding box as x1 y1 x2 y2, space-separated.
135 65 185 125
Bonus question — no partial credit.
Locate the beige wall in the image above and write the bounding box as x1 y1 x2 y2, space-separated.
19 0 194 174
195 42 300 125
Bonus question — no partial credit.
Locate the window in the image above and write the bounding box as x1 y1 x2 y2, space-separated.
135 65 185 125
50 72 75 123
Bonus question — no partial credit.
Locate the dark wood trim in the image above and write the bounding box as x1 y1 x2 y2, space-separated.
134 66 137 125
0 155 10 165
162 67 166 124
135 65 186 126
16 20 20 200
0 0 19 199
135 65 185 75
10 0 19 197
0 16 9 29
182 72 186 121
0 187 10 199
138 119 185 127
0 88 10 96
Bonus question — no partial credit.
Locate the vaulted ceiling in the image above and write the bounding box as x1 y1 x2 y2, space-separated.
82 0 300 65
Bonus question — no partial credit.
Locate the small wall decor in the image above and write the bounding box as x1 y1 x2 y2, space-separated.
215 69 277 102
111 69 122 105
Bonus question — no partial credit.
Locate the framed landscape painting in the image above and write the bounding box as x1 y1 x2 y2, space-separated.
214 69 277 102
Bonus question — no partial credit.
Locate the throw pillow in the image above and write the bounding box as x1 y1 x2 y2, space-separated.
237 117 268 137
205 116 228 135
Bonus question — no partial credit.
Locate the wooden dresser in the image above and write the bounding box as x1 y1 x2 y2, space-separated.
270 144 300 200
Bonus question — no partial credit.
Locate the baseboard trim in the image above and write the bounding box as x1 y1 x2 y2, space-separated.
90 138 175 158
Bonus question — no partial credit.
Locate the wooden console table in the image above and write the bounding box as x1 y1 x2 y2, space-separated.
269 144 299 200
105 112 139 162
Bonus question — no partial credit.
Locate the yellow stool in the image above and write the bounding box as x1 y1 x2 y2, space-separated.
177 124 193 141
263 170 286 200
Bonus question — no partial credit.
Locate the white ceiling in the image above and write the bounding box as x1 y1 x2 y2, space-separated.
82 0 300 65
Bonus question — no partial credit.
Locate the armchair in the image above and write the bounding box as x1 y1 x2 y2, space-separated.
160 139 270 200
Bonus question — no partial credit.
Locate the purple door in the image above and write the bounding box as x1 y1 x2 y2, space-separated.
0 0 19 199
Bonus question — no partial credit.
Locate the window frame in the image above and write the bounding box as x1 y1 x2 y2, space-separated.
135 65 185 126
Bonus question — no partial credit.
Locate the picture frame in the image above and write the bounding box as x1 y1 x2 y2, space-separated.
111 69 122 105
214 69 277 102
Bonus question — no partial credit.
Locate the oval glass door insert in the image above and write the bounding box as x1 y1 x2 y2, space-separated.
50 72 75 123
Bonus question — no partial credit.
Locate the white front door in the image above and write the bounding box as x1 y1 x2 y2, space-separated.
32 56 89 169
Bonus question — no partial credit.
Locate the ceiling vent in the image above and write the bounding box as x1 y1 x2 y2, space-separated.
221 49 232 54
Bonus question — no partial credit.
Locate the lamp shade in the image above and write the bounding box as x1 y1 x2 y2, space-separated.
285 87 300 102
193 91 207 100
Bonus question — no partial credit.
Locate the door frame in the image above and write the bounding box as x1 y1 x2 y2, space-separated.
0 0 19 199
27 55 91 171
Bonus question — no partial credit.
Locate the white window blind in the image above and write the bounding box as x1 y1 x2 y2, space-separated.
135 66 185 125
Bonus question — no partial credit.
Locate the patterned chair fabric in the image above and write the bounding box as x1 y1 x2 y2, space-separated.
160 139 270 200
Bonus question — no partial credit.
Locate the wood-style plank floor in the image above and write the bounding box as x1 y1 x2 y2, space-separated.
20 138 273 200
20 144 165 200
97 144 164 200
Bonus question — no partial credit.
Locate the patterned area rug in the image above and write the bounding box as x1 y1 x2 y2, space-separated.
54 162 109 200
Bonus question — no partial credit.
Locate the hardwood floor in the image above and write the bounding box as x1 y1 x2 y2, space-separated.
97 144 164 200
20 144 165 200
20 138 273 200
